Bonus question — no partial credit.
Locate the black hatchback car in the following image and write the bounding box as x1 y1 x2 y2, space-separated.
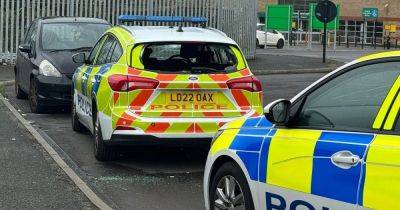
15 17 110 113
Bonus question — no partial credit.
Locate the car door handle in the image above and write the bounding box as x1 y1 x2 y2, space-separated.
91 78 96 84
331 151 360 169
82 76 87 80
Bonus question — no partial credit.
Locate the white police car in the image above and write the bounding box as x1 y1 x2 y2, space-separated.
204 51 400 210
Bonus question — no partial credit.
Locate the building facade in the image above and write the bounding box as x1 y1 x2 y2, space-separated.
260 0 400 45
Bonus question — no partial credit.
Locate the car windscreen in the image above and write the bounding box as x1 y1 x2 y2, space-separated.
139 43 240 74
41 23 110 51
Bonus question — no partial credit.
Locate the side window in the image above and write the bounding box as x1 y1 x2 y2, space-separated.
87 35 107 65
95 35 115 65
109 41 123 63
293 62 400 132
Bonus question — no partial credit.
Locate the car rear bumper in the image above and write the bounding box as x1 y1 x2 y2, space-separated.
35 75 72 106
106 133 212 147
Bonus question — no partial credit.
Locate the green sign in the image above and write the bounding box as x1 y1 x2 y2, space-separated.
266 5 293 31
309 3 340 30
362 8 378 19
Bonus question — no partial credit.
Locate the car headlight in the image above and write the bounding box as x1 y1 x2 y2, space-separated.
39 60 62 77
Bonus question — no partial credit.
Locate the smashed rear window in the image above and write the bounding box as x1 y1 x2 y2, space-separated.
138 43 242 74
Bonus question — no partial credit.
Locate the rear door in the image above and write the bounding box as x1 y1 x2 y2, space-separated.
361 76 400 210
258 60 400 210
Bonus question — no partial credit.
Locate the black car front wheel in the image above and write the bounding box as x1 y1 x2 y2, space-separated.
93 109 117 161
277 39 284 49
29 78 45 113
209 162 254 210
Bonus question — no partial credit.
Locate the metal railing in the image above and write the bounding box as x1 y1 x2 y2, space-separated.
0 0 257 63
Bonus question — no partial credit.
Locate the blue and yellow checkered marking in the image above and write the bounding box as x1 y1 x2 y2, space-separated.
92 64 112 95
216 118 380 206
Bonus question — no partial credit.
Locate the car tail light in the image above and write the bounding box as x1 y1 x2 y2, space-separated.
227 76 262 92
108 74 159 91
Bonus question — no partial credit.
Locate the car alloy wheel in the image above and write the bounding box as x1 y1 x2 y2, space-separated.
213 175 245 210
93 112 116 161
29 79 44 113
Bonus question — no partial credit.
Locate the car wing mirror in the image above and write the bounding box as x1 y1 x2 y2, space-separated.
264 99 291 125
18 44 31 54
72 52 87 64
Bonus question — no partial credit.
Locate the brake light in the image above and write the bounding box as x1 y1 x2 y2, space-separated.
108 74 159 91
227 76 262 92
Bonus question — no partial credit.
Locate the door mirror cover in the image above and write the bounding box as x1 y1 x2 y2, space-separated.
18 44 31 53
72 52 87 64
264 99 291 125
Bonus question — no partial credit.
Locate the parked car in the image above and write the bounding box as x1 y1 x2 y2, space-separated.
256 23 285 49
15 17 110 113
204 51 400 210
71 15 264 161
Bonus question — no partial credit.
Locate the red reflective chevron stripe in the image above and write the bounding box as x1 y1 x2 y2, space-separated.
156 74 177 81
113 92 119 104
161 112 183 117
145 122 170 133
203 112 224 117
193 83 201 89
209 74 229 81
231 89 250 107
116 112 136 126
128 67 141 75
240 69 251 76
185 123 195 133
129 90 154 108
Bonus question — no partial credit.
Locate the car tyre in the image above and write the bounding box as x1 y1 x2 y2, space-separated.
93 109 116 161
256 39 265 49
277 39 284 49
29 78 45 113
209 162 254 210
71 98 86 132
15 69 28 99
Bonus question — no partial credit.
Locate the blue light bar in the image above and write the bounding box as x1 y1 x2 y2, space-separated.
118 15 208 24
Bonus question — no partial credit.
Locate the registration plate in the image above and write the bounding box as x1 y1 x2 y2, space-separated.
168 92 216 103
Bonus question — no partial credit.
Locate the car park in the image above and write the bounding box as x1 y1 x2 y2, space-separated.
15 17 110 113
204 51 400 210
256 23 285 49
71 15 264 161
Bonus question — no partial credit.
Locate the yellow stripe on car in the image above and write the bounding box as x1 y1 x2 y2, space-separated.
373 76 400 129
363 134 400 210
266 129 322 193
210 118 245 155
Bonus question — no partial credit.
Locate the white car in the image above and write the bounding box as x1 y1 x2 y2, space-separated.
256 23 285 49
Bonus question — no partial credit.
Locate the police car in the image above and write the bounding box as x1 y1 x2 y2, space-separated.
204 51 400 210
71 16 263 161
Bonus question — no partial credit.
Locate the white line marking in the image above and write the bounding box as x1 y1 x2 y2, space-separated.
0 95 113 210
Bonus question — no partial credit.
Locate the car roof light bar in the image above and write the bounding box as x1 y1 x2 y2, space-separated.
118 15 208 24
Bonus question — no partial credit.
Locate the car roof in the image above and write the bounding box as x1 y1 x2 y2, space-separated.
38 17 110 24
120 26 237 45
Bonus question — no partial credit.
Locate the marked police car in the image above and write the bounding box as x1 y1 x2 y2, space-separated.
71 16 263 161
204 51 400 210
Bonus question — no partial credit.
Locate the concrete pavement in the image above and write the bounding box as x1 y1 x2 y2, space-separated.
0 100 95 209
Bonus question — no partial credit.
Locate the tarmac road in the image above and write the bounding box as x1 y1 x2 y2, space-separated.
2 72 325 210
